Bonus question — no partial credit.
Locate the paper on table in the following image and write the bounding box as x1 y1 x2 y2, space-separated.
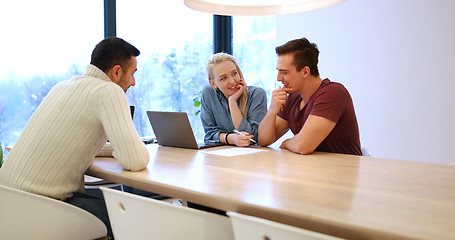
203 147 268 157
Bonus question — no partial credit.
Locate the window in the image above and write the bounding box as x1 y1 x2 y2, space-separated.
117 0 213 139
233 16 277 102
0 2 277 153
0 0 103 149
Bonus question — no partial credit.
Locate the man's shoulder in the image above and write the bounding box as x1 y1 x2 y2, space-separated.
68 77 125 105
315 79 350 100
320 79 348 92
84 76 122 92
312 79 353 108
52 76 106 91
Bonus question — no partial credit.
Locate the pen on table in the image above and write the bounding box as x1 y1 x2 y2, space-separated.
233 129 257 143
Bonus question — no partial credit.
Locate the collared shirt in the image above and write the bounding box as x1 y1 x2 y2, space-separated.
200 85 267 143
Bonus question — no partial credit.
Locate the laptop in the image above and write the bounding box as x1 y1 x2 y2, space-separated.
130 106 135 119
146 111 223 149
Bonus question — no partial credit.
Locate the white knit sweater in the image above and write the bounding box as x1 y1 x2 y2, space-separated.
0 65 149 200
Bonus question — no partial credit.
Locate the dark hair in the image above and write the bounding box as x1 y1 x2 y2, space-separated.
275 38 320 77
90 37 140 73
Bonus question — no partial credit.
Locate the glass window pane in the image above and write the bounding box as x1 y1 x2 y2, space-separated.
233 16 277 103
0 1 103 150
117 0 213 140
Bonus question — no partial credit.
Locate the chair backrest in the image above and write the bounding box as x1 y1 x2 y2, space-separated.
227 211 343 240
100 187 234 240
0 184 107 240
361 147 374 157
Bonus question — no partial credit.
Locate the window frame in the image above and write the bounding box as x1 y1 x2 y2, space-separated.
103 1 232 53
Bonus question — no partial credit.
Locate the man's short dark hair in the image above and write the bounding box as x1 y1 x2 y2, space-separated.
275 38 320 77
90 37 140 73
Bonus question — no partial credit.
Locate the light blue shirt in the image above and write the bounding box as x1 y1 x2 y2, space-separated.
200 85 267 144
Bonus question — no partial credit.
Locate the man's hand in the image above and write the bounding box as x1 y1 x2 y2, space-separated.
279 139 289 150
270 86 291 114
258 86 291 147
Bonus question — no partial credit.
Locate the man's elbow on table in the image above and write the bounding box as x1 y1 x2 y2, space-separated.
258 137 272 147
289 146 316 155
117 151 150 171
281 139 316 155
121 159 149 171
258 131 277 147
296 147 315 155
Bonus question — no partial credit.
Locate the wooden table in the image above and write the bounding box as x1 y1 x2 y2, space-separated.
86 144 455 240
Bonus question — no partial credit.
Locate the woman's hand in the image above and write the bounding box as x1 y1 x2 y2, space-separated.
233 131 253 147
228 80 246 103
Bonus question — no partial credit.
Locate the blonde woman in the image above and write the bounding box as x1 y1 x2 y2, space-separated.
201 53 267 147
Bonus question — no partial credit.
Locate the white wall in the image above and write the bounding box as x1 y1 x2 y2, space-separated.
277 0 455 163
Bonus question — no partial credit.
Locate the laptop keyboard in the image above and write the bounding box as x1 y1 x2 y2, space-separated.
197 141 223 149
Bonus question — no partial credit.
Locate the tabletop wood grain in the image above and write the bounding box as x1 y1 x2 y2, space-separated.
86 144 455 240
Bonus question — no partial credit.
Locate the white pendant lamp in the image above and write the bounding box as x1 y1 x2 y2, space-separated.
184 0 344 16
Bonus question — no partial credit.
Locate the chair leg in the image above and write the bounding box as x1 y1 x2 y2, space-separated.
80 175 86 192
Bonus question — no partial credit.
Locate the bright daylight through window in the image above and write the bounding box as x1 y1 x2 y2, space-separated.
0 0 103 153
0 0 276 154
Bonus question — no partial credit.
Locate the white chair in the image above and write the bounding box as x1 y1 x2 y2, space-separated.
100 187 234 240
0 184 107 240
361 147 374 157
227 211 343 240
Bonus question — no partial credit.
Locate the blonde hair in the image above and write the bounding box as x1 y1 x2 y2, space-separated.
206 52 249 118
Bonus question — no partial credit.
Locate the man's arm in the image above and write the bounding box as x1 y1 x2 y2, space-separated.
280 115 336 155
97 84 149 171
258 112 289 146
258 87 290 146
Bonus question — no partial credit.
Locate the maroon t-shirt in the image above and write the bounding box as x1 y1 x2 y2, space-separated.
277 79 361 155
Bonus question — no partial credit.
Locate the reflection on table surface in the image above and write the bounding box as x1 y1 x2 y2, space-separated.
87 144 455 240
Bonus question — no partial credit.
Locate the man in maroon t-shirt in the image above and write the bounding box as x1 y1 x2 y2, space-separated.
258 38 361 155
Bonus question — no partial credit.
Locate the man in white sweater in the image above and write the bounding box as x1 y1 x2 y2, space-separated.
0 37 149 239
